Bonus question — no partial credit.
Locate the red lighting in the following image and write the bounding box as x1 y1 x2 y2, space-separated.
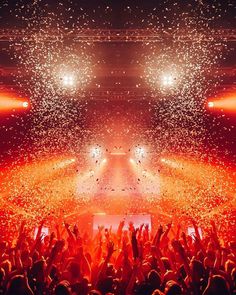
207 93 236 112
0 92 30 112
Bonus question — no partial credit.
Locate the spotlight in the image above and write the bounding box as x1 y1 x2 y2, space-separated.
161 74 175 87
102 158 107 164
90 146 102 159
129 158 135 164
208 101 214 108
89 170 95 176
22 101 29 108
62 74 75 87
134 146 146 160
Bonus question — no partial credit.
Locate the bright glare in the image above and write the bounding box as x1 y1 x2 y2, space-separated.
208 101 214 108
160 158 183 169
134 146 146 160
161 74 174 87
90 146 102 159
62 74 75 87
129 158 135 164
22 101 29 108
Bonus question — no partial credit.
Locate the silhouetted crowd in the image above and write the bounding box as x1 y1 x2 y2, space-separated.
0 219 235 295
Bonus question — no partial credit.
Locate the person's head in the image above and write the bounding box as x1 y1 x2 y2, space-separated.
141 261 152 276
144 241 152 255
97 276 113 295
106 263 115 277
204 255 214 269
21 250 32 268
44 235 50 245
206 250 216 262
163 270 176 285
207 242 215 252
196 250 205 263
148 269 161 290
55 280 71 295
0 260 11 275
31 259 46 282
161 257 171 271
6 275 26 295
231 267 236 285
50 264 59 280
67 261 80 280
32 250 39 262
190 259 205 282
89 290 101 295
225 259 235 276
165 280 182 295
71 278 90 295
207 275 230 295
0 267 5 284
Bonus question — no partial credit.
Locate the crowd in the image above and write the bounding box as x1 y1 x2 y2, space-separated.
0 218 235 295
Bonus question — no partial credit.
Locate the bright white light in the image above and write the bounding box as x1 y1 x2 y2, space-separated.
161 74 174 87
160 158 182 169
54 158 76 169
62 74 75 87
89 170 95 176
102 158 107 164
22 101 29 108
134 146 146 160
129 158 135 164
208 101 214 108
90 147 102 159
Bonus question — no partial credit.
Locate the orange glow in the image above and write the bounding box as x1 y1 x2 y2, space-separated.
160 155 235 197
110 152 126 155
207 94 236 112
0 92 29 112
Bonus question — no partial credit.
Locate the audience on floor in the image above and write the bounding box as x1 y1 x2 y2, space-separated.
0 218 235 294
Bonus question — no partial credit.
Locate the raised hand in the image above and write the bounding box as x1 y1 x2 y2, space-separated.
131 230 139 260
107 241 115 259
158 224 164 236
129 221 135 232
98 225 104 232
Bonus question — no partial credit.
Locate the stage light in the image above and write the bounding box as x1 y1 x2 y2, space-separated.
90 146 102 159
161 74 174 87
102 158 107 164
0 94 30 112
61 74 75 87
134 146 146 160
129 158 135 164
89 170 95 176
207 96 236 112
22 101 29 108
208 101 214 108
